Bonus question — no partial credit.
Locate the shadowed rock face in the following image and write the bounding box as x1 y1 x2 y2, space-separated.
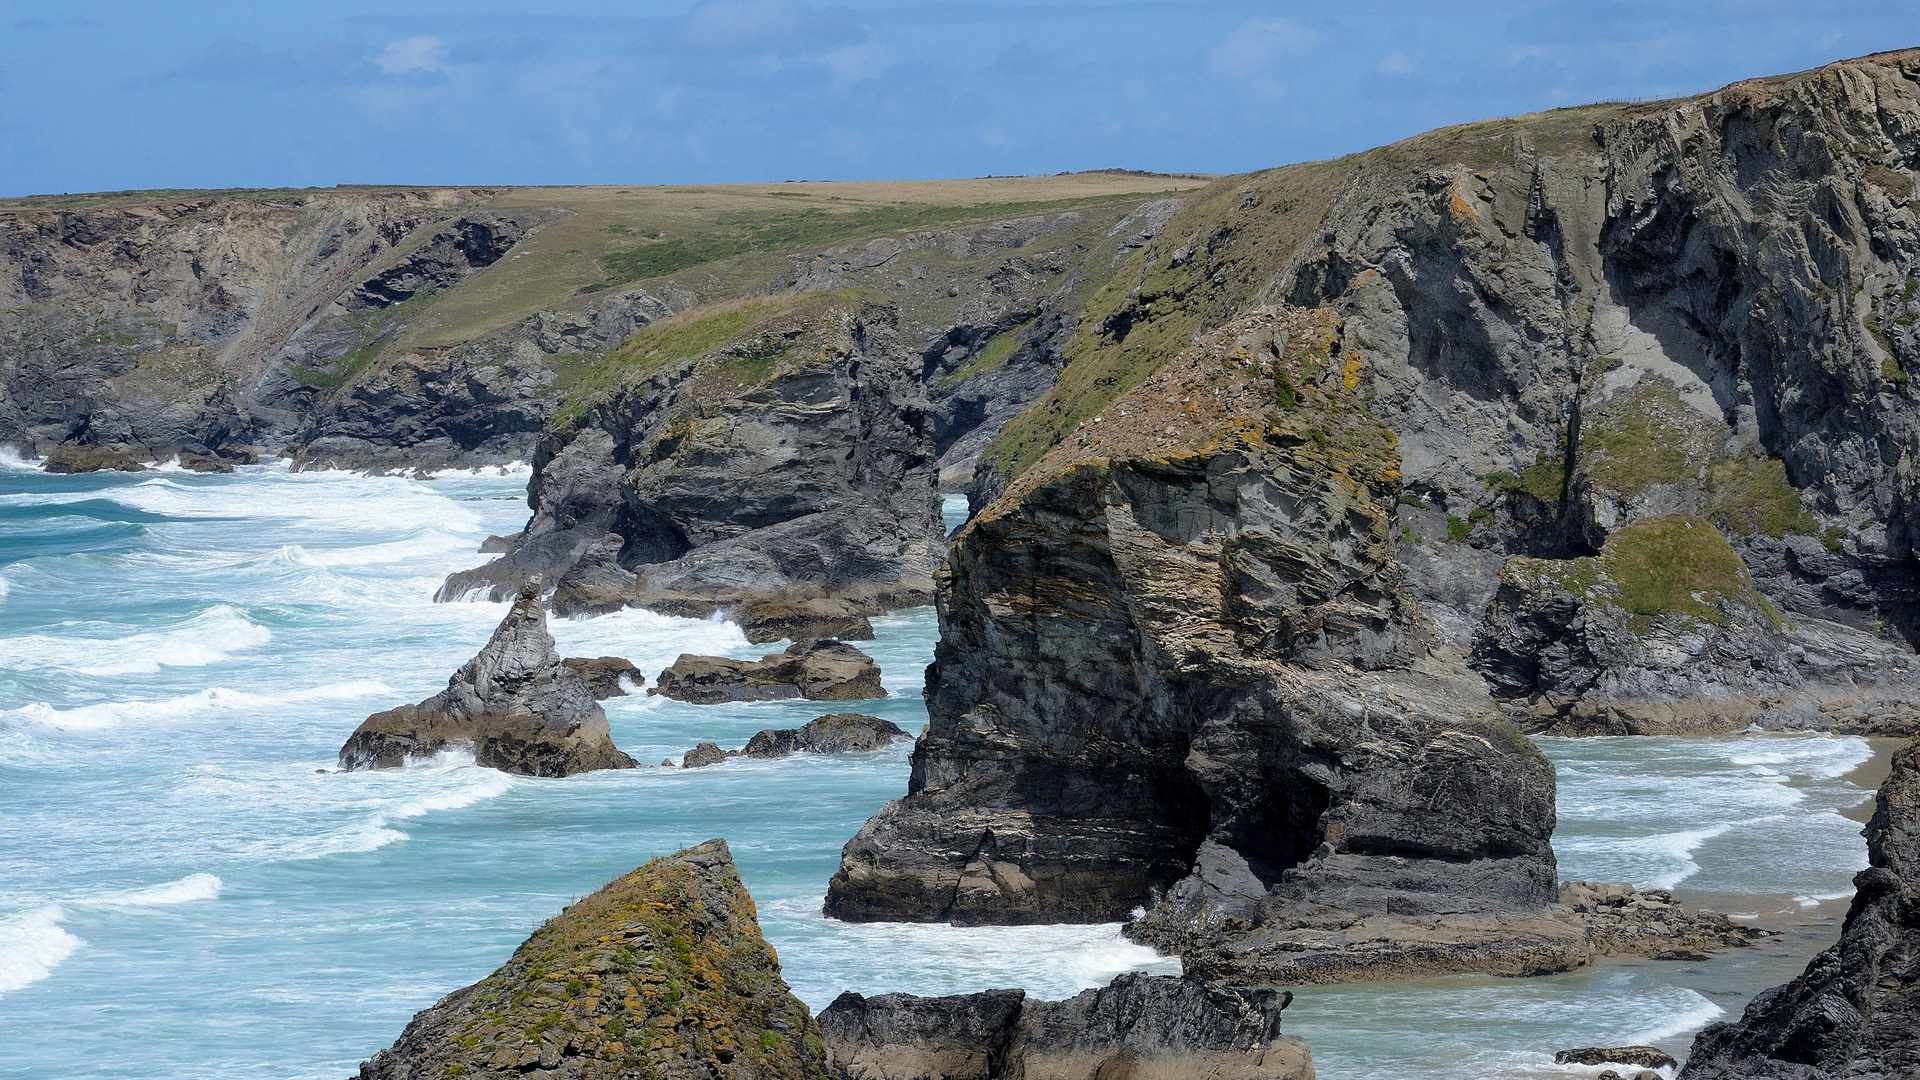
743 714 907 758
825 315 1563 975
1680 737 1920 1079
439 299 946 622
561 656 645 699
651 640 886 705
355 840 830 1080
818 974 1314 1080
339 585 637 777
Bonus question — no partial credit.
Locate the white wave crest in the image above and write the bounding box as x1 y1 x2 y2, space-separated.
5 679 394 732
293 752 515 860
1624 989 1724 1044
0 447 46 471
1794 888 1856 908
2 604 273 677
422 462 532 479
84 873 223 908
0 905 84 996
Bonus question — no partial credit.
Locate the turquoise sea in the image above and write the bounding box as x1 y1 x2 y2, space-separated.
0 460 1879 1078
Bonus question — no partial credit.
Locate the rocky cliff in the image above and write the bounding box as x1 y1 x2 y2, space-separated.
339 582 636 776
355 839 829 1080
818 974 1314 1080
1679 736 1920 1079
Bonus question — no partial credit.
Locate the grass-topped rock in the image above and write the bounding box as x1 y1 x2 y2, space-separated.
1474 514 1920 735
355 839 829 1080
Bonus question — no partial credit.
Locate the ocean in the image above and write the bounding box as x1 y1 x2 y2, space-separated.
0 461 1875 1078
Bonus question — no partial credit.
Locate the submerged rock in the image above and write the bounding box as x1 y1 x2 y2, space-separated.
652 640 885 705
742 714 906 758
355 839 829 1080
736 597 876 646
818 974 1314 1080
339 583 637 777
1558 1047 1679 1071
1680 736 1920 1079
562 655 645 699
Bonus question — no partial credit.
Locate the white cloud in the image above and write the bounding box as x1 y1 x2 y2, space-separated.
376 36 448 76
1377 51 1415 76
1211 19 1317 76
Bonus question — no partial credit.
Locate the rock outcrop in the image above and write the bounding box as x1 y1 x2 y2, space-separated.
742 714 907 758
683 742 729 769
1559 1047 1680 1072
339 584 637 776
439 295 947 622
355 839 829 1080
1680 736 1920 1079
562 656 645 699
818 974 1314 1080
736 598 876 646
825 313 1566 976
652 640 886 705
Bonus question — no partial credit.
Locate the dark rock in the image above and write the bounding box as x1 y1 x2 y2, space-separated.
354 839 827 1080
652 640 885 705
741 714 907 758
339 583 637 777
1680 736 1920 1079
1556 1047 1680 1070
478 531 522 554
561 655 644 698
737 597 876 645
41 445 147 473
682 742 728 769
440 297 946 622
817 973 1313 1080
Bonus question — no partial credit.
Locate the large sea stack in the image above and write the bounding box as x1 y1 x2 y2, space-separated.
339 582 637 776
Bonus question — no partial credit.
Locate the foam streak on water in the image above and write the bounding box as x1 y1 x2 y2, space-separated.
0 466 1882 1080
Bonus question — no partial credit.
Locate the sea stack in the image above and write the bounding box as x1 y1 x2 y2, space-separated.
339 581 637 777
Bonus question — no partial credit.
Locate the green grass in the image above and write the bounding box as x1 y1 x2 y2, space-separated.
602 236 753 284
1601 514 1755 629
1447 515 1472 542
1703 456 1816 537
1579 379 1702 497
941 319 1032 385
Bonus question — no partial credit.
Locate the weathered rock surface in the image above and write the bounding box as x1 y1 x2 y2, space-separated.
818 974 1313 1080
683 742 729 769
355 839 829 1080
1680 736 1920 1079
827 314 1564 969
440 296 947 621
1559 1047 1680 1071
737 598 876 646
339 584 637 776
652 640 886 705
741 714 908 758
562 656 645 699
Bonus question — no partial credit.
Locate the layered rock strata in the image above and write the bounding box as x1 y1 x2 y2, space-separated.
827 314 1564 968
736 598 876 646
818 974 1314 1080
339 584 636 776
439 296 946 622
355 840 830 1080
1679 736 1920 1079
652 640 885 705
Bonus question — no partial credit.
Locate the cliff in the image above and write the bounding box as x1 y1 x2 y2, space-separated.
355 840 829 1080
1679 737 1920 1078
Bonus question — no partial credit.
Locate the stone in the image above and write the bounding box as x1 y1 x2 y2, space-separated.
561 656 644 699
682 742 728 769
1556 1047 1680 1071
338 582 637 777
736 597 876 645
652 640 885 705
1679 736 1920 1078
354 840 828 1080
41 445 148 473
818 973 1313 1080
741 714 907 759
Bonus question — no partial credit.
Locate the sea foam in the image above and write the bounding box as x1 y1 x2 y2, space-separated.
5 679 394 732
0 906 83 996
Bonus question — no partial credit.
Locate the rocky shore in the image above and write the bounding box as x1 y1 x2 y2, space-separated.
338 582 636 777
651 640 886 705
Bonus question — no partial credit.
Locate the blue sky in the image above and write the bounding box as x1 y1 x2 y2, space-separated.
0 2 1916 195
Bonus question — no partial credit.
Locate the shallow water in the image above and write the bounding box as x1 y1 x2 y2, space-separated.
0 463 1877 1079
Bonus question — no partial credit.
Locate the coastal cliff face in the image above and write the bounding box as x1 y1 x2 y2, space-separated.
440 295 946 619
826 312 1563 975
1679 737 1920 1079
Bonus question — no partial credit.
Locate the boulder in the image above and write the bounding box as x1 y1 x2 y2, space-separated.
652 640 885 705
562 656 645 699
682 742 728 769
1680 736 1920 1078
741 714 907 758
818 973 1314 1080
736 597 876 645
339 583 637 777
1556 1047 1679 1070
42 445 148 473
355 839 828 1080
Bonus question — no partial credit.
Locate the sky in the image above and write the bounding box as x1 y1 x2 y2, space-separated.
0 2 1916 195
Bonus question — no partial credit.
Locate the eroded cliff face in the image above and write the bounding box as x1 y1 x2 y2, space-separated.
443 295 945 620
826 312 1570 980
